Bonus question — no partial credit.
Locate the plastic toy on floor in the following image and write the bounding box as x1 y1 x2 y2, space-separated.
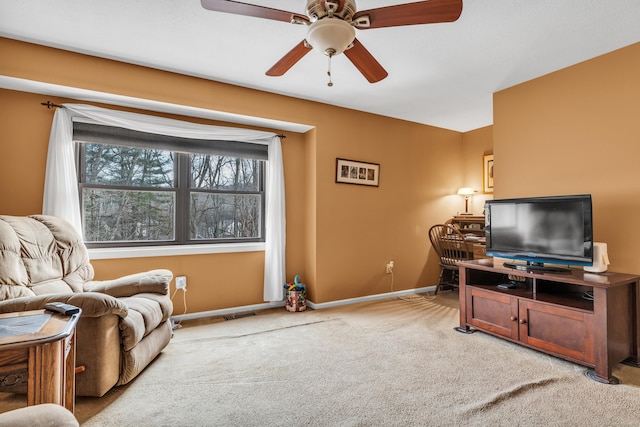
284 275 307 312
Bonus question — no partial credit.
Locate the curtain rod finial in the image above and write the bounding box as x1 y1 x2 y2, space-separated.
41 101 62 109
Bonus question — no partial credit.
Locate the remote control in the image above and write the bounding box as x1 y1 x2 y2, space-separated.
44 302 81 316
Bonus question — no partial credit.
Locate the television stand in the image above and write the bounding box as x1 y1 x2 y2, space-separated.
457 259 640 384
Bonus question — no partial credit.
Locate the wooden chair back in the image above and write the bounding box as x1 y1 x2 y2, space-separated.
428 224 474 267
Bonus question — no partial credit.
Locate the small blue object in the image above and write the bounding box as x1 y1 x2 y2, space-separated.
284 275 306 292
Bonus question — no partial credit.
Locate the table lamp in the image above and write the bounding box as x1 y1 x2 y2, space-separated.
457 187 477 215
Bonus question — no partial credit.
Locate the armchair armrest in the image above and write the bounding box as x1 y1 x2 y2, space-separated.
0 292 127 318
83 269 173 298
0 404 79 427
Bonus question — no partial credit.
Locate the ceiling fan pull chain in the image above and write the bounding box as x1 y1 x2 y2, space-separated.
327 53 333 87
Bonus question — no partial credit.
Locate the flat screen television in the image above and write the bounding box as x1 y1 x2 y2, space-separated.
485 194 593 273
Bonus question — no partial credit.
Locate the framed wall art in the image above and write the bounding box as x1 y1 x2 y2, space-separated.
336 158 380 187
483 154 494 193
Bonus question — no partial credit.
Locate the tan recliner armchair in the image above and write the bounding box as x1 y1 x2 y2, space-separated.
0 404 78 427
0 215 173 397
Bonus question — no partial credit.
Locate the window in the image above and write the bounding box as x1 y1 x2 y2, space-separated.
75 122 266 247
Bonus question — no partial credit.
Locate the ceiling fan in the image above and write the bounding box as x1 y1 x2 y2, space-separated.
201 0 463 85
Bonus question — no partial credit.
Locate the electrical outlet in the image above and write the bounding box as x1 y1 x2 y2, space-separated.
175 276 187 290
386 261 394 274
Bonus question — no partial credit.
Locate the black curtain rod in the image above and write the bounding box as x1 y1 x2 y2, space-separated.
41 101 287 140
41 101 63 109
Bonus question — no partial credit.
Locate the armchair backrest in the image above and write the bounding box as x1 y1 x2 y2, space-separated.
0 215 94 300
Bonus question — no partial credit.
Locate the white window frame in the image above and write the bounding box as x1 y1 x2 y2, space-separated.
75 126 268 248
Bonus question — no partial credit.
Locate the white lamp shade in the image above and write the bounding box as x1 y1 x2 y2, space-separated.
307 18 355 56
457 187 476 196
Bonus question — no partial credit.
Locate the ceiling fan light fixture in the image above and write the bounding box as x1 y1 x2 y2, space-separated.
306 18 356 57
201 0 464 83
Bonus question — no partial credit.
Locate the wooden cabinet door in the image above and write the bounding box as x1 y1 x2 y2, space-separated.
518 300 595 365
466 287 519 339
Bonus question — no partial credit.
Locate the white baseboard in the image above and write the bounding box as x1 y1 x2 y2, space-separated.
172 301 285 322
171 286 437 322
306 286 437 310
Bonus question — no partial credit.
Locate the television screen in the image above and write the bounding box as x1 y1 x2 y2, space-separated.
485 194 593 271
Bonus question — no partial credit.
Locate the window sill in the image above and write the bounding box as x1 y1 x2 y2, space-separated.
88 242 266 260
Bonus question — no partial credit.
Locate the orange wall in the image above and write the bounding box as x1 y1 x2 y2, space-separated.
494 42 640 274
461 126 494 214
1 37 467 311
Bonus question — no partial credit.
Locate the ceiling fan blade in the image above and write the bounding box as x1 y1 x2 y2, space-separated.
266 41 312 77
353 0 463 29
201 0 309 24
343 39 388 83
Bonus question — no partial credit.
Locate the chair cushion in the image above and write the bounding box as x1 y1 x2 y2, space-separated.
0 215 93 299
119 294 172 351
0 218 36 298
30 214 93 291
0 403 79 427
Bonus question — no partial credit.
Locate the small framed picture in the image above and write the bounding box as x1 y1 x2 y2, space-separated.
483 154 494 193
336 158 380 187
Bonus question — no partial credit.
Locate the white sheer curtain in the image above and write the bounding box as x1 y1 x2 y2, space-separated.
43 103 286 302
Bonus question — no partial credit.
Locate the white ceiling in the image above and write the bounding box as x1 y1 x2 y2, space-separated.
1 0 639 132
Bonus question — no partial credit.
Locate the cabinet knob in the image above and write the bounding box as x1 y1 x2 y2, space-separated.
519 319 527 324
510 316 518 321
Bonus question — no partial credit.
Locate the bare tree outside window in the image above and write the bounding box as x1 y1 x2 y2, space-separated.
189 154 262 240
79 143 264 247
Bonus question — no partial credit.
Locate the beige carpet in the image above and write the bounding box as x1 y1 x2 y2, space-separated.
2 292 640 426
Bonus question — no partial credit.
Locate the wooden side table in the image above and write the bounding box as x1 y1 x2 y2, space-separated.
0 309 80 413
